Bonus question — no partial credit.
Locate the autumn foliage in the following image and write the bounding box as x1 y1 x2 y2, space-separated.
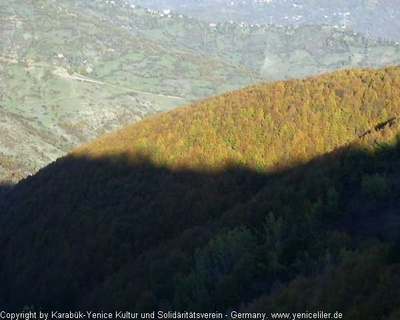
74 66 400 172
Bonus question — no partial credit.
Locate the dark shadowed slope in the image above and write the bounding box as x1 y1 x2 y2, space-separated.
0 66 400 316
0 183 12 212
1 122 400 315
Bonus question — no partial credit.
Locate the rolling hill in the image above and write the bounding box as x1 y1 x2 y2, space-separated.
0 66 400 317
2 0 400 182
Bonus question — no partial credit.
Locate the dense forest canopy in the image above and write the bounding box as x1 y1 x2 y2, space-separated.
0 66 400 318
74 66 400 172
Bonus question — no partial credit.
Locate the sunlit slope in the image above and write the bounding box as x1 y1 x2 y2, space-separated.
74 66 400 170
1 66 400 315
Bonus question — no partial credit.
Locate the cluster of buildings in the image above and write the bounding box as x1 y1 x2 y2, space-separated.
146 8 174 18
227 0 274 5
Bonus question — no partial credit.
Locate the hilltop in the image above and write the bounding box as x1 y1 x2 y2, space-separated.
2 0 400 182
0 66 400 317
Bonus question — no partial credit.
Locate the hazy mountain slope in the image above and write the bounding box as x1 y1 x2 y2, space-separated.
0 0 258 182
131 0 400 40
77 1 400 80
1 66 400 315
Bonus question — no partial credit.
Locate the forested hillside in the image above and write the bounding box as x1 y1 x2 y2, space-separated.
1 66 400 318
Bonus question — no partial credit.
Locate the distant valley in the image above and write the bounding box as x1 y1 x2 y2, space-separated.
1 0 400 182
